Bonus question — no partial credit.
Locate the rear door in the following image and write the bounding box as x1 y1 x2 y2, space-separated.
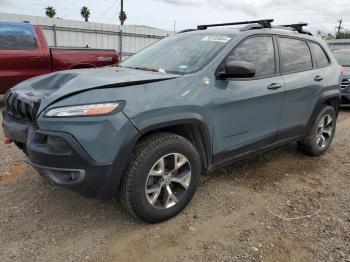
277 37 330 139
211 36 285 162
0 23 50 94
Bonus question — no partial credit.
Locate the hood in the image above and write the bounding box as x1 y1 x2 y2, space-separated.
11 67 180 110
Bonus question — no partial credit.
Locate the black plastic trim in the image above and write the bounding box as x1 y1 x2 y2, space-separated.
28 161 86 186
136 117 212 171
211 134 302 172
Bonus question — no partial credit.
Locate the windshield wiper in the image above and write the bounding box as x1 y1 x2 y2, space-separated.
121 66 163 73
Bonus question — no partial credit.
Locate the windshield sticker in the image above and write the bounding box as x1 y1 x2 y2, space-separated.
201 35 231 43
179 65 188 69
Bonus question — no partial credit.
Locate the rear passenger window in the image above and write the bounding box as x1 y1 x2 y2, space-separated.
309 42 330 68
227 36 275 78
278 38 312 73
0 23 37 50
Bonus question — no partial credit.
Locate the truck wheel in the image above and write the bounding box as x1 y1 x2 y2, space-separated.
298 105 336 156
120 133 201 223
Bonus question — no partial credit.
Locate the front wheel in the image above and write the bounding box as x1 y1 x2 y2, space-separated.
120 133 201 223
298 105 336 156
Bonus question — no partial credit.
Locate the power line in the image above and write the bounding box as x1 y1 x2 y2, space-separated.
96 0 119 22
108 0 120 24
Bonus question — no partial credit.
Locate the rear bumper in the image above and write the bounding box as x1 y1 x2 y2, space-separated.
2 111 139 199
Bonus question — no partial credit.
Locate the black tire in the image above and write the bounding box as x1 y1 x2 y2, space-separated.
298 105 336 156
120 132 201 223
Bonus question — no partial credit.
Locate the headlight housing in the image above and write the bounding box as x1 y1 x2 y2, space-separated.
44 102 124 117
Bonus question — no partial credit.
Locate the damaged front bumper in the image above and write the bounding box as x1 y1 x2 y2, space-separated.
2 111 112 198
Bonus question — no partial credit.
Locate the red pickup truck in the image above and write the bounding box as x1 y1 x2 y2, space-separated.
0 21 119 94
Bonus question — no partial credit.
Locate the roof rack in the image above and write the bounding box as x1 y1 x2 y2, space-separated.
177 20 313 36
277 23 312 35
279 23 307 32
197 19 274 30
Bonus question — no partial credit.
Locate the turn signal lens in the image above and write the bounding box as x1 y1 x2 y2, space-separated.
44 102 122 117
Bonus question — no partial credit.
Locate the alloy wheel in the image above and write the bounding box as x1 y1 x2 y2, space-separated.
145 153 191 209
316 114 333 149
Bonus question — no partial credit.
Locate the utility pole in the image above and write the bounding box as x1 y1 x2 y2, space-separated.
336 19 343 38
173 20 176 34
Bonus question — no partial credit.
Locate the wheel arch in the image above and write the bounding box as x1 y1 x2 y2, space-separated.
136 118 212 176
307 90 340 131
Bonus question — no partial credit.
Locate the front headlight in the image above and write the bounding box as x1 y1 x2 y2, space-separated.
44 102 124 117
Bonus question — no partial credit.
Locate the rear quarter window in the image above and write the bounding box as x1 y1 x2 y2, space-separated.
0 23 37 50
309 42 330 68
278 37 312 74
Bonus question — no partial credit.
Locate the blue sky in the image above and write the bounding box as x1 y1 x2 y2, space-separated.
0 0 349 34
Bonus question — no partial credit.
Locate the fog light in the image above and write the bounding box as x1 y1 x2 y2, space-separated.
46 136 70 152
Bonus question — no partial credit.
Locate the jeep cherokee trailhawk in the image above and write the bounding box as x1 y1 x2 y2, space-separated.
2 20 342 223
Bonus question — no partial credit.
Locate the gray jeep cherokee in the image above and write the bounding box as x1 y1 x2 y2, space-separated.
2 20 342 223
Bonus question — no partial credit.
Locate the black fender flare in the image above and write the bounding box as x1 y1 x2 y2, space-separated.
135 112 213 173
306 89 341 131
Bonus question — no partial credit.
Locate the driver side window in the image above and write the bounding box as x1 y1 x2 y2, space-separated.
227 36 276 78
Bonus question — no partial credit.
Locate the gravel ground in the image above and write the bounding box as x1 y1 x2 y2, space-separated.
0 103 350 262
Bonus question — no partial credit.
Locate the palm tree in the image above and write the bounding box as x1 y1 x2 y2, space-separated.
45 6 56 18
81 6 90 22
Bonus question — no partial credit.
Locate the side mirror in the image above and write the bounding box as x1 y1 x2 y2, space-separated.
219 61 256 79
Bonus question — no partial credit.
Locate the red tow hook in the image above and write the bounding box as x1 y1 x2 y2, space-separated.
4 138 13 145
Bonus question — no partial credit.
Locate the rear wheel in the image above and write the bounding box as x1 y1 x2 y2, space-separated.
298 105 336 156
120 133 201 223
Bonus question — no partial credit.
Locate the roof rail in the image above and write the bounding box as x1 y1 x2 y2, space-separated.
177 29 197 34
197 19 274 30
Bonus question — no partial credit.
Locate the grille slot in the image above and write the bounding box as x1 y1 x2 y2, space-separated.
4 90 40 122
341 78 350 90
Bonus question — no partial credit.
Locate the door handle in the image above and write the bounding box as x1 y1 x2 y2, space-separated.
314 75 324 82
267 83 283 90
28 56 41 61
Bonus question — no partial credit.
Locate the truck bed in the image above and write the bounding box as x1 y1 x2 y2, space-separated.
50 47 119 71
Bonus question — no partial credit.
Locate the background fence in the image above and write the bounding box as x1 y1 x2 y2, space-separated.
0 13 173 60
326 39 350 50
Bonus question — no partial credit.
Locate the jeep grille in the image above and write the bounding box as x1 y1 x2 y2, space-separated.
4 90 40 122
341 78 350 90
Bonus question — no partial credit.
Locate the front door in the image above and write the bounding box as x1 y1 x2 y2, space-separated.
210 36 285 163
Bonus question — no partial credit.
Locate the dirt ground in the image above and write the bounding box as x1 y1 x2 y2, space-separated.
0 102 349 262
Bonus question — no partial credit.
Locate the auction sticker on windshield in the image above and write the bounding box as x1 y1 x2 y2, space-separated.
201 36 231 43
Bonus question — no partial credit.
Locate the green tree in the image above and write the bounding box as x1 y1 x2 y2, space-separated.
336 31 350 39
81 6 90 22
316 30 335 40
45 6 56 18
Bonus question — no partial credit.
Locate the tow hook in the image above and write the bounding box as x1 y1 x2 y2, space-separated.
4 138 13 145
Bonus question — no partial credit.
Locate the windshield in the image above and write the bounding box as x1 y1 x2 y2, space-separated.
333 50 350 67
121 34 233 74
